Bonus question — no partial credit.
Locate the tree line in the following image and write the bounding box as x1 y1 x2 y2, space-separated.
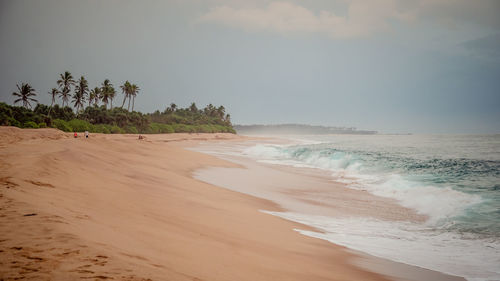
3 71 235 134
13 71 139 113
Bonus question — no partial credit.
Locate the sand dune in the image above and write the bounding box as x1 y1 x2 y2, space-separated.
0 127 392 281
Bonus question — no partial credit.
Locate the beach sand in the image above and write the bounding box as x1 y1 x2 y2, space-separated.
0 127 463 281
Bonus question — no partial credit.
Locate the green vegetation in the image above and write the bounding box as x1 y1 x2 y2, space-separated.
1 71 235 134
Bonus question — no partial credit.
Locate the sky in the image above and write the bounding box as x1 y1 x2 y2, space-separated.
0 0 499 134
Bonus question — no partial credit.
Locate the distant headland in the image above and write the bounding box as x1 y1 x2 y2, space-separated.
234 124 377 135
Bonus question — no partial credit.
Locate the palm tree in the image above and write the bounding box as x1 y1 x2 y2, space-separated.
130 84 140 111
72 92 85 112
204 103 215 116
217 105 225 119
120 81 131 109
47 88 59 116
88 87 100 107
93 87 101 106
100 79 115 109
12 83 38 109
73 76 89 112
100 91 109 109
190 102 198 113
57 71 75 107
165 103 176 114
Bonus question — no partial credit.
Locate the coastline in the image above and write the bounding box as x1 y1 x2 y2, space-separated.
191 138 469 281
0 127 463 280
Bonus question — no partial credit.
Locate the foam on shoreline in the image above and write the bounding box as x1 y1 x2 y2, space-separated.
192 139 499 281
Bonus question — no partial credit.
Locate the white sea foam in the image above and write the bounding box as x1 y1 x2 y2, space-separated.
194 138 500 281
358 175 482 223
243 144 482 223
262 211 500 281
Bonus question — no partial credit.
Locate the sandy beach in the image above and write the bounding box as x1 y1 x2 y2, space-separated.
0 127 464 281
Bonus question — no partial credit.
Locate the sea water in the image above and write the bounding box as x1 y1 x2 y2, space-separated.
241 134 500 281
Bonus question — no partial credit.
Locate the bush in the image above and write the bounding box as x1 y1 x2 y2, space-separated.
23 121 39 128
197 124 212 133
146 123 161 134
52 119 72 132
125 126 138 134
4 117 21 127
172 123 189 133
0 104 13 126
110 125 124 134
140 123 174 134
92 124 111 134
68 119 92 132
38 122 47 128
158 124 174 133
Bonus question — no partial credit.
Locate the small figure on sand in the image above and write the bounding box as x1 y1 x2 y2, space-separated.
74 132 77 138
138 135 144 140
85 131 89 139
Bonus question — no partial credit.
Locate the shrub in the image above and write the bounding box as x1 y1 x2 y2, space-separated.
52 119 72 132
68 119 92 132
158 124 174 134
125 126 138 134
197 124 212 133
93 124 110 134
146 123 161 134
110 125 124 134
38 122 47 128
23 121 39 128
172 123 189 133
0 105 13 126
4 117 21 127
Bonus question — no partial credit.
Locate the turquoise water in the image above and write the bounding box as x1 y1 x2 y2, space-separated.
242 134 500 280
272 134 500 237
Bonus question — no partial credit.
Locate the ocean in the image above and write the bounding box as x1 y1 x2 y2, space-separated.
196 134 500 281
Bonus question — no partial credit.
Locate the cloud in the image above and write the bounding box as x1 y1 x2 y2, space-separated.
199 2 341 33
197 1 415 38
197 0 500 38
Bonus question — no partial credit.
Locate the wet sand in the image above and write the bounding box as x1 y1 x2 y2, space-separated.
192 140 467 281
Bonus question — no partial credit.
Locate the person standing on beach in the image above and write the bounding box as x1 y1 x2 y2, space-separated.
85 131 89 139
74 132 77 138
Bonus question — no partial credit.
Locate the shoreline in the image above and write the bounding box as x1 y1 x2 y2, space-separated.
191 138 467 281
0 127 464 280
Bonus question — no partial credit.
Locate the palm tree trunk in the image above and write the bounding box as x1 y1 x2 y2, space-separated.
127 96 131 111
121 95 127 108
48 98 54 117
132 96 135 111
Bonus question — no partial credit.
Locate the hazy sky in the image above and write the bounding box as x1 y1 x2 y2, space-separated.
1 0 499 133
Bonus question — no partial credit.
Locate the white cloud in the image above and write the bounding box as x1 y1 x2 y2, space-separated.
197 1 415 38
197 0 500 38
